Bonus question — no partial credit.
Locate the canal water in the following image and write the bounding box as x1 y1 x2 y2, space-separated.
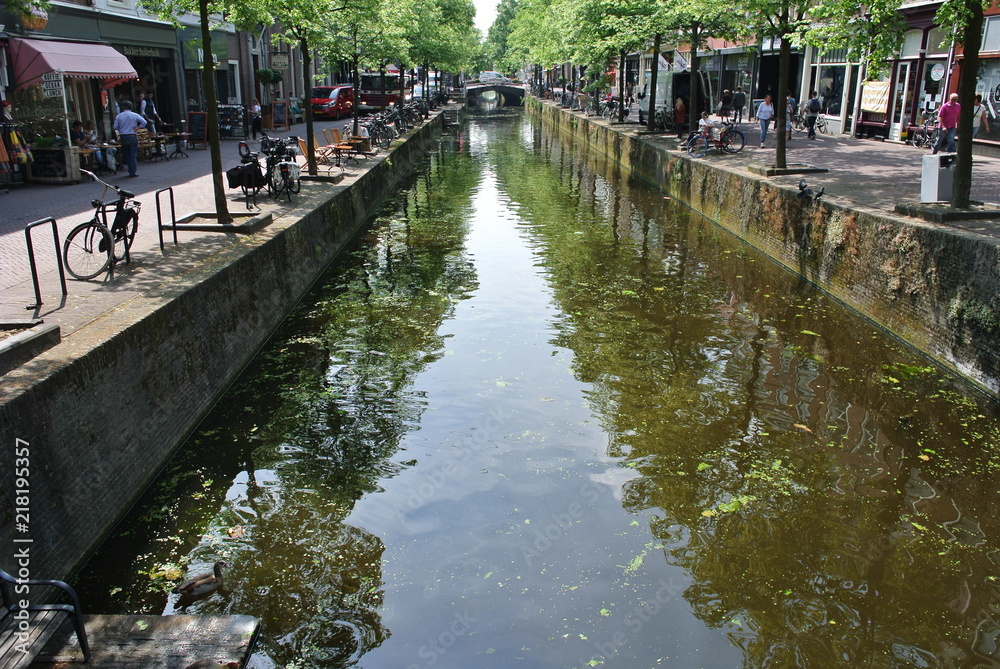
76 114 1000 668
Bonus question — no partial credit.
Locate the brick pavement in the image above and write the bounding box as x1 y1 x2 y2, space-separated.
4 105 1000 342
615 112 1000 232
0 117 367 333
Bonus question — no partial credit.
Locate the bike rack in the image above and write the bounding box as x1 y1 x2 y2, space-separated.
156 186 177 249
24 217 68 309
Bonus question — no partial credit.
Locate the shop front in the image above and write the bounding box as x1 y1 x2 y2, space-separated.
952 9 1000 148
5 37 136 183
804 48 858 134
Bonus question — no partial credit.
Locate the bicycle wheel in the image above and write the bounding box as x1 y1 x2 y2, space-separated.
723 129 747 153
112 209 139 263
64 221 112 280
687 135 709 158
378 129 393 149
290 177 301 194
817 117 829 134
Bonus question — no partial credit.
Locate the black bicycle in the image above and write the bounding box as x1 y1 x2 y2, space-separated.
63 169 140 280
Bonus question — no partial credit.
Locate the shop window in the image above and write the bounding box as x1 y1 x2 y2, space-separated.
900 30 922 58
817 65 846 115
920 60 947 110
983 16 1000 52
926 27 949 55
974 59 1000 142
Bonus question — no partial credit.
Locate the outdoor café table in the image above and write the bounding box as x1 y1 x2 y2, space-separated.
149 134 170 162
166 132 190 159
76 145 116 175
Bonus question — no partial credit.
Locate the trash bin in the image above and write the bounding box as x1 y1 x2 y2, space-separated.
920 153 955 203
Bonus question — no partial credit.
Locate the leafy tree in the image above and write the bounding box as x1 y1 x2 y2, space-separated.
656 0 736 130
565 0 656 121
506 0 569 85
743 0 813 168
141 0 268 223
484 0 519 72
936 0 986 208
268 0 364 175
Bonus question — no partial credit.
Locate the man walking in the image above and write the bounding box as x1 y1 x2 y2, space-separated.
140 92 162 134
805 91 821 140
113 101 147 178
732 87 746 124
933 93 960 154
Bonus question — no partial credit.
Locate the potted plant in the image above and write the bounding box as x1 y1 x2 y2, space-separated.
256 68 283 88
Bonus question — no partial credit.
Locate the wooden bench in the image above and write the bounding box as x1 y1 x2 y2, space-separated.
0 569 90 668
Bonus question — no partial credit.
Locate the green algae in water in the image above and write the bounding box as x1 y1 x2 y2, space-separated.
73 115 1000 668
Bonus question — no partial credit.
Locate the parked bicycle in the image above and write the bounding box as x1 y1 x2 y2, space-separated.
233 134 301 205
259 135 301 201
794 103 830 135
909 111 940 149
686 121 747 157
63 169 140 280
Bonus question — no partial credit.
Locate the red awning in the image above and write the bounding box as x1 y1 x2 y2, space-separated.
8 38 137 90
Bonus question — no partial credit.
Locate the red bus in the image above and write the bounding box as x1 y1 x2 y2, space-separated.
358 72 407 110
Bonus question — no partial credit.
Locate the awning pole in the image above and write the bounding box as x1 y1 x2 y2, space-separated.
61 72 72 146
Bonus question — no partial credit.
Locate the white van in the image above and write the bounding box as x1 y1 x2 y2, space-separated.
479 71 504 84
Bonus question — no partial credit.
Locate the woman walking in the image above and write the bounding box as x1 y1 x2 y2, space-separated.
250 98 262 141
757 95 774 148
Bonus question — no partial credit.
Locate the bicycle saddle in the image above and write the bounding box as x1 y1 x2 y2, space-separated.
119 189 135 199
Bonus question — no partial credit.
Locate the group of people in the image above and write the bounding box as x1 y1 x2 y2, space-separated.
69 119 118 172
931 92 991 154
66 91 167 179
752 91 823 148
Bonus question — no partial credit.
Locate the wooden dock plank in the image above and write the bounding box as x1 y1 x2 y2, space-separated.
28 615 258 669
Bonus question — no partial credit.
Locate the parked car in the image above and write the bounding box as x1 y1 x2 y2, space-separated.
479 71 504 84
311 85 354 119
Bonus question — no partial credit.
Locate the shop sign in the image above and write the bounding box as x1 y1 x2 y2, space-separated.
271 53 289 69
122 45 163 58
42 72 61 82
43 89 63 98
41 80 63 90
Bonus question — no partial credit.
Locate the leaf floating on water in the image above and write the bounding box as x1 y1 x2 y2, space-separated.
136 620 149 631
801 330 822 337
228 525 245 539
793 424 812 433
540 397 555 402
484 571 493 579
919 454 931 461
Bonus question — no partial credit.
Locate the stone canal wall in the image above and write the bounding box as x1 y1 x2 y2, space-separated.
528 98 1000 397
0 115 444 579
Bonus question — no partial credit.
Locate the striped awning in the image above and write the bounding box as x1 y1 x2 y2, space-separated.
8 38 137 90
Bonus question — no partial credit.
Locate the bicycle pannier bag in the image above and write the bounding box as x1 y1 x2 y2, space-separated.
226 165 245 189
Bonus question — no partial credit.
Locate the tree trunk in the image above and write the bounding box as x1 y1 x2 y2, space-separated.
398 66 406 109
647 32 661 132
301 36 317 176
352 56 361 136
199 0 230 224
953 0 984 208
618 50 627 122
776 28 791 169
689 23 702 125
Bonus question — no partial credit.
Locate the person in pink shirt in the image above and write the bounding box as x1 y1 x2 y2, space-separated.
933 93 961 154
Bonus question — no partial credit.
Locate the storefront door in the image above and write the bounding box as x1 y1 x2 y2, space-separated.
890 61 916 141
